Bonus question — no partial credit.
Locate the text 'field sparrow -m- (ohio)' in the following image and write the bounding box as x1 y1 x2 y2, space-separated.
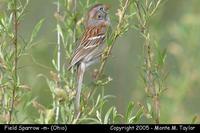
68 4 111 114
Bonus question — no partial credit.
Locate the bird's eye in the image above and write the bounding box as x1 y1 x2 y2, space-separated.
97 14 103 20
99 7 103 11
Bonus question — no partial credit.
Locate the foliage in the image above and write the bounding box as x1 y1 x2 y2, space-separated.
0 0 200 124
0 0 44 123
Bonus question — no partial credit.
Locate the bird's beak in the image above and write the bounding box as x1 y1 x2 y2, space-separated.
104 4 110 11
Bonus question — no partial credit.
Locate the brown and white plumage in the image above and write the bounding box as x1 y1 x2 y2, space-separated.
68 4 110 114
68 25 107 69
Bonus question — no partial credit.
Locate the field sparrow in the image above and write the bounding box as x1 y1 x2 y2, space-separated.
68 4 111 114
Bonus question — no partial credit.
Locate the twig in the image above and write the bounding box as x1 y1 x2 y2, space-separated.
73 0 77 44
56 0 61 85
150 0 162 16
134 0 163 124
55 0 61 124
9 0 18 124
95 0 130 80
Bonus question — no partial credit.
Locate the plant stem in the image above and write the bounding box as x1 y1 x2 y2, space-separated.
73 0 77 44
57 0 61 86
144 29 160 124
146 32 160 124
135 0 162 124
96 0 130 79
55 0 61 123
9 0 18 124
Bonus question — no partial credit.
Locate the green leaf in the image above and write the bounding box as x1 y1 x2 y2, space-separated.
45 109 54 124
191 115 197 124
112 107 117 123
103 107 113 124
157 48 167 67
112 107 123 123
29 19 45 44
147 102 151 112
125 102 135 123
96 110 102 123
57 24 64 43
95 94 101 107
132 107 144 123
78 117 101 124
52 59 58 70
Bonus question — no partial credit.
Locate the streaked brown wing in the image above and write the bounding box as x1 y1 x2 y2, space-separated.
68 41 98 69
68 27 105 69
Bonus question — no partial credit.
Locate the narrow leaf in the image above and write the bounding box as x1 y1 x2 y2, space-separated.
125 102 135 123
29 19 45 44
104 107 113 124
132 107 144 123
191 115 198 124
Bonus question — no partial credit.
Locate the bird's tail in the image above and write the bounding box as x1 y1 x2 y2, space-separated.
74 63 85 115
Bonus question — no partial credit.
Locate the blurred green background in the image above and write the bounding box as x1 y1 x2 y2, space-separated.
4 0 200 123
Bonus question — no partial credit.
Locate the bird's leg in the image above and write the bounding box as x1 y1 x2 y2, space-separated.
75 62 85 115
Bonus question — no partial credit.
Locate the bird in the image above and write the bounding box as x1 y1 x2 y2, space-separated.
68 4 111 114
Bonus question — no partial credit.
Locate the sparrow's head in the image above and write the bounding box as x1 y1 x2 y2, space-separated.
85 4 110 28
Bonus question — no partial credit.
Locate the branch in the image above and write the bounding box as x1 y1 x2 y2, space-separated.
95 0 131 80
55 0 61 124
134 0 164 124
9 0 18 124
